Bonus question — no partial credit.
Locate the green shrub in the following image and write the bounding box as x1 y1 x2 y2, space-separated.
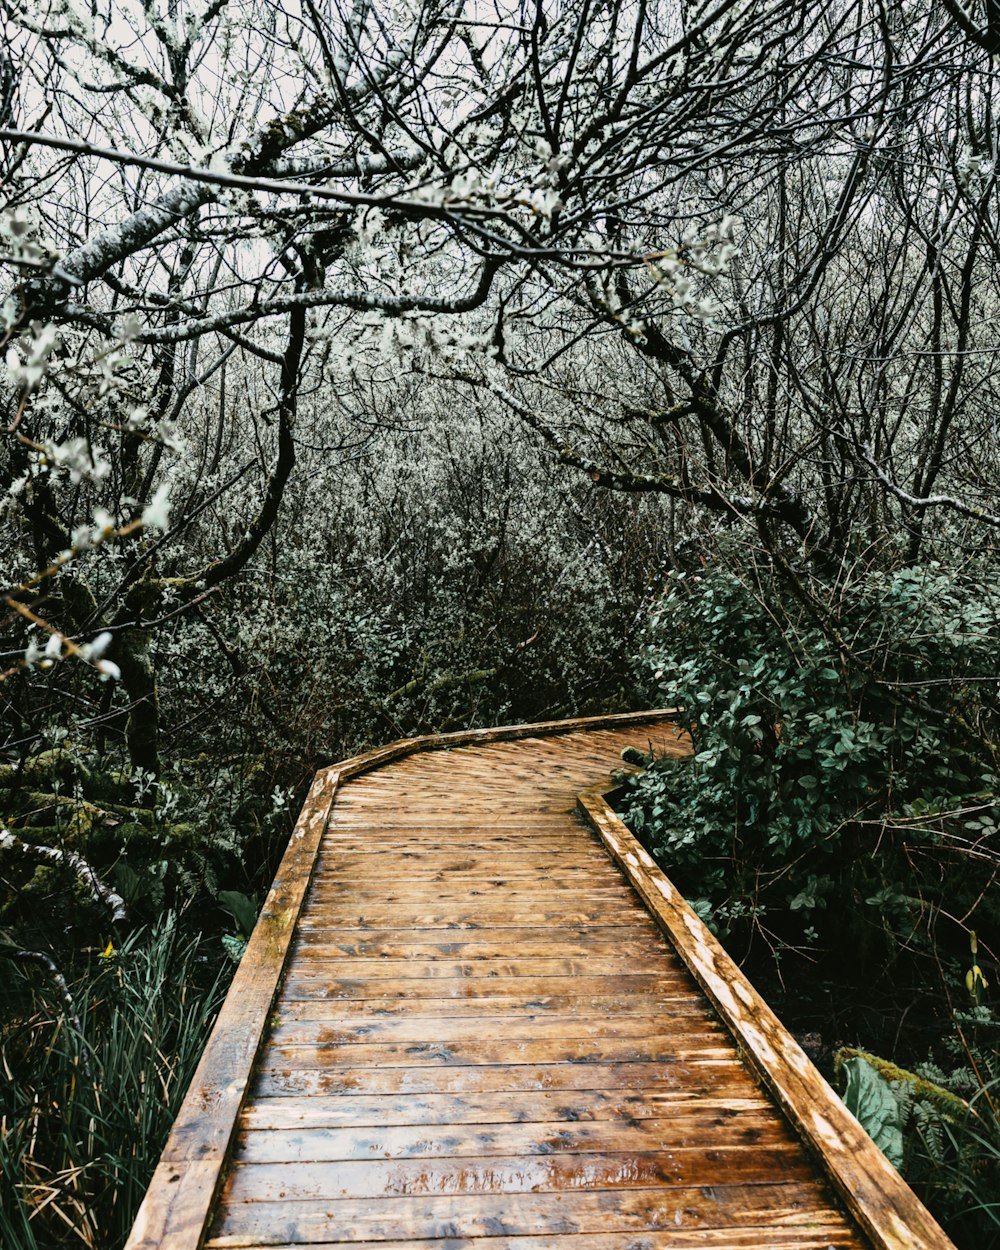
625 556 1000 968
626 552 1000 1245
835 1021 1000 1247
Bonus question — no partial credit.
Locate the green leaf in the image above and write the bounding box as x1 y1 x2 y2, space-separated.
841 1056 905 1170
221 932 248 963
218 889 259 937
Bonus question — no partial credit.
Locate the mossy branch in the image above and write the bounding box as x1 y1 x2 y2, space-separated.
835 1047 972 1122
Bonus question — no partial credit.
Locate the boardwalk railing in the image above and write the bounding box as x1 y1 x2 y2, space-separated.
578 784 956 1250
125 711 956 1250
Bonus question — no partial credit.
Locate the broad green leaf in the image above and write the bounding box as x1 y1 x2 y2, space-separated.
841 1056 905 1170
218 889 259 938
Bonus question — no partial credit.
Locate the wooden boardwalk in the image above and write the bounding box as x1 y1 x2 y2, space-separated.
127 713 955 1250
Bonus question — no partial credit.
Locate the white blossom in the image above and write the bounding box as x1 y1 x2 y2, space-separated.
118 312 143 341
4 323 60 390
78 630 113 662
33 436 111 484
142 482 172 531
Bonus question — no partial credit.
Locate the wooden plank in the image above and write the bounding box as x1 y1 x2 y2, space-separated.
252 1060 749 1097
329 794 582 805
232 1112 794 1163
314 838 606 850
290 937 666 959
278 975 693 1000
292 923 662 944
206 1185 859 1244
259 1035 734 1070
274 993 702 1020
309 866 618 881
220 1145 815 1202
310 868 633 885
314 843 604 854
207 1233 864 1250
578 783 956 1250
323 820 583 829
240 1086 770 1129
295 915 655 935
291 907 654 928
266 1012 712 1042
312 853 610 866
304 885 639 902
284 956 680 978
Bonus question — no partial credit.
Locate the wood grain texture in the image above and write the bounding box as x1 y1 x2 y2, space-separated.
206 1236 865 1250
251 1059 770 1098
128 710 950 1250
124 710 678 1250
204 1185 859 1245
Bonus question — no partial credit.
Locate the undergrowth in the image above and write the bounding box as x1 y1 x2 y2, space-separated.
0 915 229 1250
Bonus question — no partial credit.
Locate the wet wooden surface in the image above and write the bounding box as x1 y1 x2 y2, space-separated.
579 786 957 1250
203 721 877 1250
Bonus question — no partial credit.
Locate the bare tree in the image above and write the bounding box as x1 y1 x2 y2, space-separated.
468 0 1000 574
4 0 1000 775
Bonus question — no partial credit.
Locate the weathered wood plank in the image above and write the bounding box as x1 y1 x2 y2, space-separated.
258 1035 735 1070
273 992 702 1019
305 886 640 902
293 923 661 941
309 870 623 885
206 1185 859 1244
323 820 585 829
207 1234 864 1250
289 937 666 959
291 908 659 928
285 956 682 978
232 1112 794 1163
220 1145 815 1202
240 1087 771 1129
265 1011 712 1043
252 1059 769 1098
278 974 693 1000
312 855 610 869
313 838 607 850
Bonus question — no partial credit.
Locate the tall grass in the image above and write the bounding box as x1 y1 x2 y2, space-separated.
0 915 229 1250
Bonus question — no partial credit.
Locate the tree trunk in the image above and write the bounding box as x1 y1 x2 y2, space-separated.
116 629 160 778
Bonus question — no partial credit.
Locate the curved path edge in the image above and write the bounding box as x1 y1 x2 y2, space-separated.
124 710 679 1250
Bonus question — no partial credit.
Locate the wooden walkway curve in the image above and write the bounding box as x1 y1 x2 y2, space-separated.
126 713 956 1250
